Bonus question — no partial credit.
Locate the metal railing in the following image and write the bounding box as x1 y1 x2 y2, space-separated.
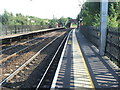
0 25 49 36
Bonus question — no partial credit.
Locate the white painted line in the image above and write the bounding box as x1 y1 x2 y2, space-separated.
50 30 72 89
35 32 68 90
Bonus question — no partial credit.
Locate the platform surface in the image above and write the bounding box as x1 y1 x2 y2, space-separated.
51 29 119 89
0 28 57 39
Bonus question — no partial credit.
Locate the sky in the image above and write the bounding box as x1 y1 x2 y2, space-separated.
0 0 85 19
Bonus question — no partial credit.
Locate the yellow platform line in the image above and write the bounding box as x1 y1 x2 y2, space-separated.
73 29 95 89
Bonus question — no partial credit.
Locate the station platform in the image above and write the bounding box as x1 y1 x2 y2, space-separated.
0 27 63 40
51 29 119 89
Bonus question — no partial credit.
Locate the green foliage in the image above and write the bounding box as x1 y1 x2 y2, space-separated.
58 17 68 27
108 2 119 27
78 1 120 27
1 10 69 28
15 13 27 25
80 2 100 26
48 18 57 28
2 10 9 25
108 13 118 27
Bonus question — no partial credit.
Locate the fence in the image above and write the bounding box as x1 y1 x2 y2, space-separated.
0 25 49 36
80 26 100 47
106 27 120 66
80 26 120 67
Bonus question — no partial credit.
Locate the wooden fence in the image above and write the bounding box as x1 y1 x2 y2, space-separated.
80 26 120 67
106 27 120 66
80 26 100 47
0 25 49 36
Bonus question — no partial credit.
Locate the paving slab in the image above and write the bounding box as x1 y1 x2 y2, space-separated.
76 29 120 89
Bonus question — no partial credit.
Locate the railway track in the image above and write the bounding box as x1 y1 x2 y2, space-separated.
0 32 60 63
1 29 71 89
1 35 36 51
0 37 44 54
0 31 59 62
0 28 63 54
36 30 72 89
0 29 68 81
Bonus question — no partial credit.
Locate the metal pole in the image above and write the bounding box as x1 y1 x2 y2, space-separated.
99 0 108 55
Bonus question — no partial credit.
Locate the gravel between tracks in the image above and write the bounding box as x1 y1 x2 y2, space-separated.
1 31 60 60
1 30 66 82
2 30 68 89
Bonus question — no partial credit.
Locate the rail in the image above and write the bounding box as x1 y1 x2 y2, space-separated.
36 31 70 89
0 31 66 87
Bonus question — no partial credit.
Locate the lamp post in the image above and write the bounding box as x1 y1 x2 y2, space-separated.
99 0 108 55
77 1 82 28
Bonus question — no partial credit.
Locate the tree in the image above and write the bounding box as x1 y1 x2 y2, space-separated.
79 2 100 26
2 10 9 25
1 10 72 28
58 17 68 27
49 19 57 28
78 1 120 27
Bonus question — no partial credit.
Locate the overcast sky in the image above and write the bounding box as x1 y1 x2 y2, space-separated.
0 0 85 19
